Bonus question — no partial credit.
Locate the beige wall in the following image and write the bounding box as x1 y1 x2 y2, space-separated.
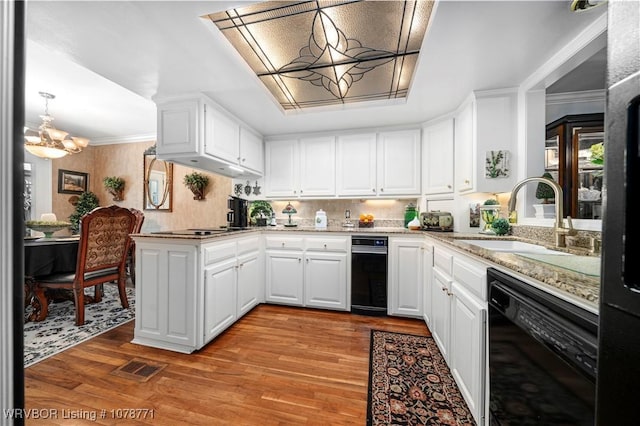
51 141 233 232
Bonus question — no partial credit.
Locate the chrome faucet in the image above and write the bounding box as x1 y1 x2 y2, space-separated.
507 177 576 248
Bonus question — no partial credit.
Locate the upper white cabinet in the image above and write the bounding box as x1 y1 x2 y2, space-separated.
264 137 336 198
455 89 517 194
422 118 454 196
377 129 421 196
336 133 378 196
265 139 299 198
156 94 263 178
299 136 336 197
335 129 421 198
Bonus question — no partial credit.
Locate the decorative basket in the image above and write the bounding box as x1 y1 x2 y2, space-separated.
358 220 374 228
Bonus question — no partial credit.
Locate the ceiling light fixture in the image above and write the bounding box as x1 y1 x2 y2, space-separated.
203 0 433 111
24 92 89 159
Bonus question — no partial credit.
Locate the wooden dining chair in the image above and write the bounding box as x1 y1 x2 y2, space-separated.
31 205 136 325
126 208 145 285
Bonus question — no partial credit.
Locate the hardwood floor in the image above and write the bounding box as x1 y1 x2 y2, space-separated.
24 304 430 425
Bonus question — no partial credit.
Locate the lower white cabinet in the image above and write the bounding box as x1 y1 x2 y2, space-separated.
265 250 304 306
450 282 486 425
204 258 237 343
422 239 434 325
389 236 424 318
265 233 349 311
133 235 263 354
428 238 488 426
304 252 348 310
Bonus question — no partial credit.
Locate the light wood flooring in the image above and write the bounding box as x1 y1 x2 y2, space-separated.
25 304 430 425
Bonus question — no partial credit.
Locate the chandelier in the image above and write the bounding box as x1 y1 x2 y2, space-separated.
24 92 89 159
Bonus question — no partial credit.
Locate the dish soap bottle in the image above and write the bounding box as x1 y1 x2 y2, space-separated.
315 209 327 229
404 203 417 228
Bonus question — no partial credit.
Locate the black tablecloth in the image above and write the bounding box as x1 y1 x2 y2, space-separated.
24 237 79 277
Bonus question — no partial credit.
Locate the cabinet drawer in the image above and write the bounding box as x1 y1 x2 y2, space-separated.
305 236 349 252
264 236 304 250
453 256 487 301
203 241 237 265
433 247 453 276
237 235 260 255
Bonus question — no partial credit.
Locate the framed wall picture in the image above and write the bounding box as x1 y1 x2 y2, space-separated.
58 169 89 194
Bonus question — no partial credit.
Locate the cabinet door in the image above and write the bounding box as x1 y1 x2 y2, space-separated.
203 105 240 164
431 267 452 362
389 237 424 318
299 136 336 197
265 140 299 198
265 250 304 306
450 282 486 425
377 129 421 196
237 251 262 317
239 127 264 174
134 243 198 352
156 99 199 156
422 119 454 195
336 133 377 196
203 258 238 344
455 101 474 192
304 252 347 310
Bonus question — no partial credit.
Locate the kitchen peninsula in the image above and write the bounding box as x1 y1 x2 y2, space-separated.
132 226 599 350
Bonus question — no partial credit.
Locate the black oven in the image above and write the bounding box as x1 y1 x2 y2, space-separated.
351 236 388 316
487 268 598 425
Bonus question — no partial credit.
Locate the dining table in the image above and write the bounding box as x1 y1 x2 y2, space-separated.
24 236 79 322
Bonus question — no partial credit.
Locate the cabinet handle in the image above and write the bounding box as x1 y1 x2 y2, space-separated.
306 258 309 263
282 242 285 247
239 263 244 268
237 156 241 161
242 158 246 162
380 188 384 192
447 184 452 189
294 190 297 194
323 244 327 249
464 179 470 184
300 190 303 194
298 258 302 263
235 265 239 270
372 188 376 193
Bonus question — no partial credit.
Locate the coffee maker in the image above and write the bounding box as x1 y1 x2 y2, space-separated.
227 196 249 229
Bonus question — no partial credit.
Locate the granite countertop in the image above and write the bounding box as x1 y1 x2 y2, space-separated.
133 225 600 309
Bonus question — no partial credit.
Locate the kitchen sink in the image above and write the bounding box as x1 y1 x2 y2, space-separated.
457 239 572 256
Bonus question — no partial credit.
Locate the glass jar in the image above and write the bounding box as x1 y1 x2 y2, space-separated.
404 203 417 228
479 205 501 234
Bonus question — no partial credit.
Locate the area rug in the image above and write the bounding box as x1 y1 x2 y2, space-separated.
367 329 475 426
24 284 135 368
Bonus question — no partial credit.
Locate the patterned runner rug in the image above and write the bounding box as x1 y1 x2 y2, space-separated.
24 284 135 368
367 329 475 426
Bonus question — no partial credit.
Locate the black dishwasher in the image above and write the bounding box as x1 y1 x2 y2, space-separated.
351 236 388 316
487 267 598 425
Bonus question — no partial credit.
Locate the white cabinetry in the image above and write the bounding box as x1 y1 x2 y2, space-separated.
336 129 421 197
133 234 263 354
422 238 434 326
422 118 454 196
377 129 421 196
156 94 263 178
265 137 336 198
455 89 517 193
336 133 378 196
264 234 349 310
428 238 488 425
388 236 424 318
264 139 299 198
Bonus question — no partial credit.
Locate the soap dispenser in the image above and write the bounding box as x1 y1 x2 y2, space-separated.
315 209 328 229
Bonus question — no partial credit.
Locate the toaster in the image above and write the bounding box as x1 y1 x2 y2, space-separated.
421 211 454 232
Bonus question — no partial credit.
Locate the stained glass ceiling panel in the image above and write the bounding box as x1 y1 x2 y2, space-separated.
202 1 434 111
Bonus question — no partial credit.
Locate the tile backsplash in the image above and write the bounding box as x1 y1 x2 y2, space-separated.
268 199 417 227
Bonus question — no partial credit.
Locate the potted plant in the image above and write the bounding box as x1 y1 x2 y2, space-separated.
183 171 210 200
103 176 125 201
534 172 556 219
249 200 273 226
479 198 501 234
69 191 100 234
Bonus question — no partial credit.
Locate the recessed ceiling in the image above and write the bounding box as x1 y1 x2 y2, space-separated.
24 1 608 140
203 1 433 111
